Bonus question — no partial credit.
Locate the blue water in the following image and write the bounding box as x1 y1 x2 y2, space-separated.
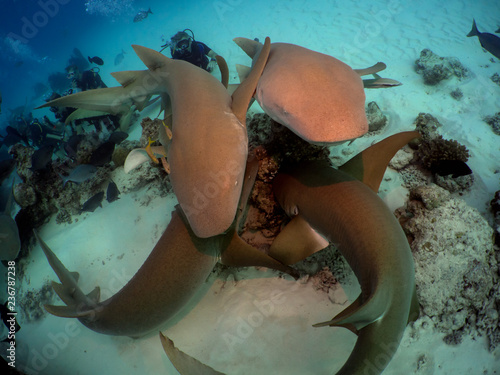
1 0 500 374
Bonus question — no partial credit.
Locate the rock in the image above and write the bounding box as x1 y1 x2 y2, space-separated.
397 184 496 335
450 88 463 100
482 112 500 136
13 183 37 208
412 113 442 141
366 101 387 132
415 49 469 85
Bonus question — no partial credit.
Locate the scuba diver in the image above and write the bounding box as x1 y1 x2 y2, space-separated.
65 65 107 92
160 29 218 72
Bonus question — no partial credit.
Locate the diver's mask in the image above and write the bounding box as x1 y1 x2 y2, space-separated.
175 38 191 53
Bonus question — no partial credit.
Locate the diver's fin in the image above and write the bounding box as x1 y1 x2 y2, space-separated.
339 131 421 192
268 215 329 265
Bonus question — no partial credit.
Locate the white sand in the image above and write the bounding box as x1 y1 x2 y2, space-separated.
2 0 500 374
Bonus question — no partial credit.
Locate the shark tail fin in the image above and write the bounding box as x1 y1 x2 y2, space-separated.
44 304 96 319
34 229 101 317
233 37 263 59
159 332 226 375
467 19 479 37
339 131 420 192
313 291 389 332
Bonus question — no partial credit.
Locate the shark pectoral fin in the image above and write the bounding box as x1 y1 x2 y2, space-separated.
159 332 226 375
354 62 387 76
36 87 131 115
408 285 420 324
235 64 251 82
339 131 421 192
51 281 76 305
313 292 388 331
86 286 101 304
268 215 329 265
44 304 95 319
64 108 109 124
220 233 299 280
233 37 263 59
216 55 229 88
70 271 80 283
231 37 271 124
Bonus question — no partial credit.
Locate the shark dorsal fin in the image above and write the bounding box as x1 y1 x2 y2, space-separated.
339 131 420 192
231 37 271 124
235 64 251 82
216 55 229 89
111 70 149 87
233 37 263 59
268 215 329 265
131 45 171 71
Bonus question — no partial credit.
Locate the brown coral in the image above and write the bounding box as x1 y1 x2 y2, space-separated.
417 135 470 169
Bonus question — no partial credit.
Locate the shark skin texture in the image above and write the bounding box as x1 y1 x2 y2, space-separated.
233 38 368 145
38 38 271 239
271 132 421 375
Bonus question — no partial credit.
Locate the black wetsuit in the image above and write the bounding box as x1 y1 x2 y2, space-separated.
75 70 107 91
172 41 212 71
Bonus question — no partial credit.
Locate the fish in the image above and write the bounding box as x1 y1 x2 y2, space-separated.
0 183 20 261
430 159 473 178
233 38 368 144
79 191 104 213
467 19 500 59
270 132 420 375
88 56 104 65
353 62 402 88
89 141 115 167
496 27 500 33
63 134 84 159
30 145 54 172
60 164 97 187
133 7 152 22
106 180 120 203
38 38 271 238
108 131 128 145
114 49 126 66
